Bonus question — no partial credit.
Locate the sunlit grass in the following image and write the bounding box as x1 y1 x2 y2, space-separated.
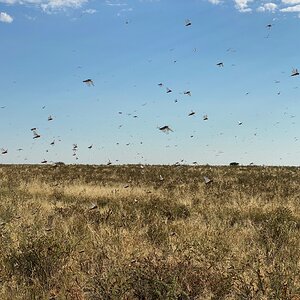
0 164 299 299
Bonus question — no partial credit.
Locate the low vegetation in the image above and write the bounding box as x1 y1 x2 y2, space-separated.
0 164 299 299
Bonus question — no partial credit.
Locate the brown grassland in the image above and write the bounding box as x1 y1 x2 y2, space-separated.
0 164 300 299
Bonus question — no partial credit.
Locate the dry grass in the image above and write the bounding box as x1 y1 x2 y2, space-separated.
0 164 300 299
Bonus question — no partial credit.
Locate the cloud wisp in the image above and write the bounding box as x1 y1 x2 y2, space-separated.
0 11 13 23
207 0 300 15
2 0 300 16
0 0 88 12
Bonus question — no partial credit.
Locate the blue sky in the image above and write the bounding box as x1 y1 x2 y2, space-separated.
0 0 299 165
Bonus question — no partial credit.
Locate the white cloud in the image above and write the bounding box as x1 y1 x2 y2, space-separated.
83 8 96 14
41 0 88 11
281 4 300 11
2 0 300 16
234 0 253 12
257 2 277 12
204 0 300 14
264 2 277 11
0 11 13 23
208 0 221 4
282 0 300 4
0 0 88 12
105 0 127 6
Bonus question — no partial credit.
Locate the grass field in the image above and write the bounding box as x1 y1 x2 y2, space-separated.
0 164 300 299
